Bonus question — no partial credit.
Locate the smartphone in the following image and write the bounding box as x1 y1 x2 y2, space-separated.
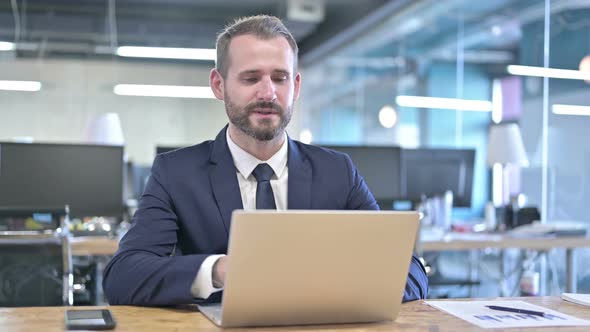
65 309 116 330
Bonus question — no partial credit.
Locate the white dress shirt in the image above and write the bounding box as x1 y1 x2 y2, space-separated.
190 130 289 299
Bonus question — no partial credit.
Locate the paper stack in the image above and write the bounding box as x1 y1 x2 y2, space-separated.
562 293 590 307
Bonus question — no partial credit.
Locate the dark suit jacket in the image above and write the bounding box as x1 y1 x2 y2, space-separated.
103 127 428 305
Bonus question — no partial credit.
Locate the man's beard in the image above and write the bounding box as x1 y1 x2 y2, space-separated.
225 98 292 141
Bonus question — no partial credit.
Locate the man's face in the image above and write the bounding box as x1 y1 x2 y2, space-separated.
215 35 300 141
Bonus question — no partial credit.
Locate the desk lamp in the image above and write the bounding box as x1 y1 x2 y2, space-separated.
84 113 125 146
486 123 529 210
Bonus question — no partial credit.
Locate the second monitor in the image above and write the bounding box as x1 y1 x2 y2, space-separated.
320 145 402 208
321 145 475 209
400 148 475 207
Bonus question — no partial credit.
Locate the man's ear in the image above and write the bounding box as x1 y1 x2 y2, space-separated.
210 68 225 100
293 72 302 102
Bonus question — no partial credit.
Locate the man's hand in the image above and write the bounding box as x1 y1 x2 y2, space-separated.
212 256 227 288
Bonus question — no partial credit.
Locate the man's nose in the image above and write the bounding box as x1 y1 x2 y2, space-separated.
257 77 276 101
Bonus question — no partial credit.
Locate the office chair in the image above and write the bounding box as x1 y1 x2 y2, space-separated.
0 207 73 307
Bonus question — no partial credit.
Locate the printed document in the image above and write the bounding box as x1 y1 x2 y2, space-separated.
562 293 590 307
425 300 590 329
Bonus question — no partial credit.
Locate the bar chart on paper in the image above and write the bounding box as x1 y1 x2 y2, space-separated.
425 300 590 329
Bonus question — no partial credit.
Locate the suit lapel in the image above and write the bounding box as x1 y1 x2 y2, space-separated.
209 126 243 232
287 138 312 209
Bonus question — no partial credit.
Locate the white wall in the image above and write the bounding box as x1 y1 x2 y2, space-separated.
0 57 304 165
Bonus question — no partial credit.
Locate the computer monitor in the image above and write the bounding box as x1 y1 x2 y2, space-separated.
0 142 124 218
320 145 402 206
124 162 152 200
399 148 475 207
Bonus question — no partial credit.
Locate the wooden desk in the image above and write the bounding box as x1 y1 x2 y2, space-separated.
71 236 119 256
70 234 590 294
420 233 590 251
70 235 590 256
419 233 590 293
1 297 589 331
71 234 590 256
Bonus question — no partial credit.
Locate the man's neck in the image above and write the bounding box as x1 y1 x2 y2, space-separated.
228 125 285 161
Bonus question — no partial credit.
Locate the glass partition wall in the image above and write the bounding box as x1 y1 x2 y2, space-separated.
298 0 590 296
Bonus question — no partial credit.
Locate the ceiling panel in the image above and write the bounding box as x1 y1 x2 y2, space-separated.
0 0 389 61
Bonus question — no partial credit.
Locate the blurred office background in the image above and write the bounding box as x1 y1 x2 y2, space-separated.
1 0 589 304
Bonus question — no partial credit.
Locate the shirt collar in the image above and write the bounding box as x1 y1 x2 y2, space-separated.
226 129 288 180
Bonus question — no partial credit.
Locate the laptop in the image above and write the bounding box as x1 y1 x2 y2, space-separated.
197 210 419 328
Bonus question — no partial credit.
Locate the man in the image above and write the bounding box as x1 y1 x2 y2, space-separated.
103 15 428 305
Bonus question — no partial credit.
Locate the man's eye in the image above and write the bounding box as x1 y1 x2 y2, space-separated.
273 76 288 82
243 77 258 83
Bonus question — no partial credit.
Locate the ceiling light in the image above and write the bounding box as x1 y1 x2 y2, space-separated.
0 80 42 91
113 84 215 99
396 96 493 112
116 46 216 61
580 55 590 83
378 105 398 128
491 25 502 36
552 104 590 116
507 65 590 80
0 41 15 51
299 129 313 144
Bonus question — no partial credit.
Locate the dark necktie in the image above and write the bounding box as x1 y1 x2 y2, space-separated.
252 163 276 210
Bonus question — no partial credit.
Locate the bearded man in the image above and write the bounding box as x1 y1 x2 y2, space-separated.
103 15 428 306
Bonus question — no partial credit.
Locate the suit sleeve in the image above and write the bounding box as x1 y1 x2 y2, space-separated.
343 154 429 302
102 155 210 305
